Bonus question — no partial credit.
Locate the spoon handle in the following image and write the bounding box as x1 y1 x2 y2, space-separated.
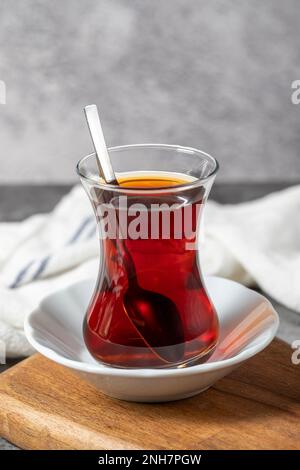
114 217 137 280
84 104 118 184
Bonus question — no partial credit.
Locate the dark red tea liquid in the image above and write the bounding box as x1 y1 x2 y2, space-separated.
83 173 219 368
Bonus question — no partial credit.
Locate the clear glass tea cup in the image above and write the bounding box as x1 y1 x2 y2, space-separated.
77 144 219 368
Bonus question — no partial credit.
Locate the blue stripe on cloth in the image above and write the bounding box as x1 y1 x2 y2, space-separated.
9 259 36 288
85 224 97 240
67 216 94 244
9 215 95 289
31 255 51 281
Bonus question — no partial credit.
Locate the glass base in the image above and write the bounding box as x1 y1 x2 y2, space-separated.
93 341 218 370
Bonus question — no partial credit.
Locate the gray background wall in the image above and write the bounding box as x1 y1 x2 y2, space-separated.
0 0 299 183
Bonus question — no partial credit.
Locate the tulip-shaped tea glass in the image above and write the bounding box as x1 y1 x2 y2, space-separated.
77 144 219 368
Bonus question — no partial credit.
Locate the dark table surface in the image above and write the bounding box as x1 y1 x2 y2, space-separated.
1 182 299 450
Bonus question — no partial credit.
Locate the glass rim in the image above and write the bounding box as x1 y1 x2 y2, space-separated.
76 143 219 193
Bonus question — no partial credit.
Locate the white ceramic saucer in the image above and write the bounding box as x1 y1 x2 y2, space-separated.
24 276 279 403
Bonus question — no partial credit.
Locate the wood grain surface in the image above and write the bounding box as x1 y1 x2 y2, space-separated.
0 339 299 450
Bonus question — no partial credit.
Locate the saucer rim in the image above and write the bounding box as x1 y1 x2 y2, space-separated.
24 276 279 379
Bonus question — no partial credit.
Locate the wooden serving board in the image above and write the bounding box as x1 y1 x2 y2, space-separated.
0 339 299 450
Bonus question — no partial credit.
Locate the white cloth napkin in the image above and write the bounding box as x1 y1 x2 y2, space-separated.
0 184 299 357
